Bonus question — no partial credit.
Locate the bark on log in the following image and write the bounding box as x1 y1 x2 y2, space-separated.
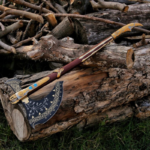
2 35 133 70
1 56 150 141
75 4 150 44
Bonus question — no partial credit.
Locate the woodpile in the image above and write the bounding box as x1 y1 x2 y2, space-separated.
0 0 150 141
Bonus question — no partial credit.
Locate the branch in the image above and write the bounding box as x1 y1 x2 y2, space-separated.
8 0 53 13
90 0 129 12
0 40 16 53
0 5 44 23
7 34 18 44
0 21 23 38
53 13 150 34
13 32 43 48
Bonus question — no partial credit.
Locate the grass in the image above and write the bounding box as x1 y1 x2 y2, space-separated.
1 103 150 150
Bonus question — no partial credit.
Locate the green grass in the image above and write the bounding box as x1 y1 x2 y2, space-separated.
1 104 150 150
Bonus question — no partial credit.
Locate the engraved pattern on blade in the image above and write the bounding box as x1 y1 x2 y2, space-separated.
22 81 63 128
5 78 22 92
111 23 143 39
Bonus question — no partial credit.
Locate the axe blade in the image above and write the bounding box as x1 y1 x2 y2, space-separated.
22 81 63 128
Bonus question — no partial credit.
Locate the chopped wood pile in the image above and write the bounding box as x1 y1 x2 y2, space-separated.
1 0 150 141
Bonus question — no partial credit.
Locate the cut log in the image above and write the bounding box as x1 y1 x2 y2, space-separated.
1 41 150 141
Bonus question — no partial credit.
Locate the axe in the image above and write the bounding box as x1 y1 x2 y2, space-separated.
6 23 142 128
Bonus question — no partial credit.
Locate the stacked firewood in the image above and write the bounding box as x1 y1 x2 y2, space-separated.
1 0 150 141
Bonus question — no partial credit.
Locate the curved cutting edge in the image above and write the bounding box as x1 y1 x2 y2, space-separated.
22 81 64 128
111 23 143 40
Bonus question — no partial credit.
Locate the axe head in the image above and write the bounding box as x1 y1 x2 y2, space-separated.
6 78 63 128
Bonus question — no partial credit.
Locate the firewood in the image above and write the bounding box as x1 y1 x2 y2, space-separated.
0 5 44 23
0 21 23 38
45 13 58 27
51 17 74 39
90 0 129 12
13 32 43 48
55 3 67 13
8 0 53 13
0 40 16 53
7 34 18 44
22 19 33 40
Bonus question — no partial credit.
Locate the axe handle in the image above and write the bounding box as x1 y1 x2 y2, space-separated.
10 22 143 103
10 36 113 103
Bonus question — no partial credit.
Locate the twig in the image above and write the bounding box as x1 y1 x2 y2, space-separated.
16 30 23 42
8 0 53 13
22 19 33 40
0 5 44 23
55 3 67 13
7 34 18 44
13 32 43 48
0 19 29 23
43 0 60 13
0 40 16 53
52 13 150 34
0 21 23 38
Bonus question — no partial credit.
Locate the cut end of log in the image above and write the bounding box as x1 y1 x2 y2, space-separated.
126 48 134 69
45 13 57 27
123 5 129 12
12 109 30 141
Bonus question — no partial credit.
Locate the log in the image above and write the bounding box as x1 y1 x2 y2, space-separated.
1 54 150 141
75 4 150 44
2 35 133 69
1 38 150 141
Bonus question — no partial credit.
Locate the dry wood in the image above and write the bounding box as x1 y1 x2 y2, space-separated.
0 40 16 53
55 3 67 13
51 17 74 39
13 32 43 48
0 19 29 23
126 48 134 69
22 19 33 40
7 34 18 44
1 35 132 70
43 0 60 13
45 13 58 27
16 30 23 42
90 0 129 12
0 5 44 23
8 0 53 13
0 21 23 38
